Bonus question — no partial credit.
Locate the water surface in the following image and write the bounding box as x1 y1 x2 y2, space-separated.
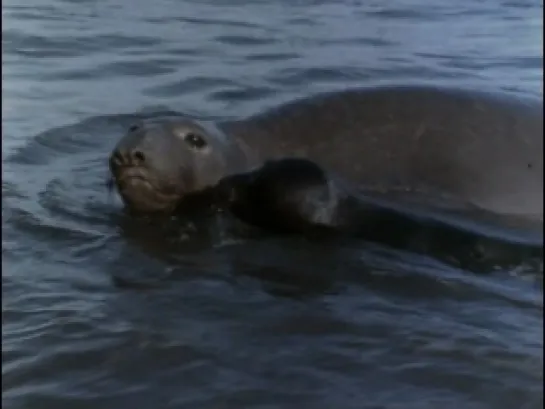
2 0 543 408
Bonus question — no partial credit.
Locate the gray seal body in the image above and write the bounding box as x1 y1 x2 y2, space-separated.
109 85 543 222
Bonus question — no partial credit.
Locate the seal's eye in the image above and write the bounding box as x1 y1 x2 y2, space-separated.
184 133 207 149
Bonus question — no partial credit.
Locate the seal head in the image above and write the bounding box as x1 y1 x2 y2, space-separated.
216 158 342 234
109 118 247 213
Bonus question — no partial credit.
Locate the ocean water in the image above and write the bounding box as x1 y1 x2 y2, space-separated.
2 0 543 408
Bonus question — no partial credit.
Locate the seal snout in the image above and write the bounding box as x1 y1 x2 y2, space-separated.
109 143 165 210
110 146 147 170
109 143 155 189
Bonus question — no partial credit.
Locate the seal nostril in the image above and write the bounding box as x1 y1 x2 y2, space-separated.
129 124 140 132
133 150 145 163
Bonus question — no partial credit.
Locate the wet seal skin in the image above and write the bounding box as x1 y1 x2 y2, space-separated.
109 84 543 225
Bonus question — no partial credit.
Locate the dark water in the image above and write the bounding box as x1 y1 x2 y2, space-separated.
2 0 543 408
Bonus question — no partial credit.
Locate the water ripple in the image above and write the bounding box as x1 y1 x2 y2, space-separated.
2 0 543 407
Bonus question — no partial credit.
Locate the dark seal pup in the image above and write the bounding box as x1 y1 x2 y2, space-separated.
213 158 543 270
109 85 543 222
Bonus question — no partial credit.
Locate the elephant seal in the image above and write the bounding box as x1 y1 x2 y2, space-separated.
213 158 543 269
109 84 543 221
109 117 251 212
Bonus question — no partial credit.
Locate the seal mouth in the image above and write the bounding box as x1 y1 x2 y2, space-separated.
112 167 181 213
118 175 154 192
116 167 152 185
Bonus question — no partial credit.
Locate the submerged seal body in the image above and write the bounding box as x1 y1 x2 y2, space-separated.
214 158 543 269
109 85 543 221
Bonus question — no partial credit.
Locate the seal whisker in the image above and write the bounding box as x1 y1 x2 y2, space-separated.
105 176 115 193
104 170 117 205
